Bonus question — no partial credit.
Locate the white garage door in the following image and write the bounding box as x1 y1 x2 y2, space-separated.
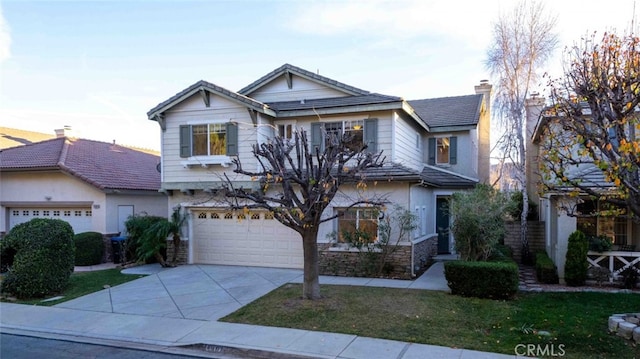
9 208 93 234
192 210 303 269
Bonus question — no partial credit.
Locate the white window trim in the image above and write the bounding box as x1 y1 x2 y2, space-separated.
183 120 232 166
276 120 297 140
334 207 380 244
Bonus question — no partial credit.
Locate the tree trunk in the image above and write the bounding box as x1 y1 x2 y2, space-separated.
171 233 180 264
301 228 321 300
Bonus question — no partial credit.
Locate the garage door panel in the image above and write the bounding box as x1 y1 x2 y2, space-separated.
193 210 302 269
9 207 92 234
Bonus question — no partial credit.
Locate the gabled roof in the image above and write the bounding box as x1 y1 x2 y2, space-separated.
420 165 478 188
147 80 275 121
409 94 483 128
0 137 161 192
0 127 55 150
238 63 371 97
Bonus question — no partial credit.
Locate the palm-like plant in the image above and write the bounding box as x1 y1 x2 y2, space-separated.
138 207 187 267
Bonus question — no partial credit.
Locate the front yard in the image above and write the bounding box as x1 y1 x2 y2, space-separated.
0 269 144 306
222 284 640 359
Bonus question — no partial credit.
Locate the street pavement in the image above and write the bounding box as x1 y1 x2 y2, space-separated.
0 262 517 358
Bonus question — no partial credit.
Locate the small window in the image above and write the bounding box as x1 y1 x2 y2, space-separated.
198 212 207 219
85 210 92 217
251 213 260 220
53 210 60 216
23 210 29 216
75 210 82 216
64 210 71 216
265 212 274 220
278 123 294 140
224 213 233 219
33 210 40 216
211 213 220 219
43 210 50 216
12 210 19 216
323 121 364 151
237 213 246 220
437 138 450 164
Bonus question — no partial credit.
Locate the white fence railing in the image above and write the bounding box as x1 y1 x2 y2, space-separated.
587 250 640 283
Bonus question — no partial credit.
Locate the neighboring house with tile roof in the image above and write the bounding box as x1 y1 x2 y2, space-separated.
0 135 167 237
147 63 491 275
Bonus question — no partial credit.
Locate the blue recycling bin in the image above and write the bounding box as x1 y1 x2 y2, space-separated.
111 236 126 264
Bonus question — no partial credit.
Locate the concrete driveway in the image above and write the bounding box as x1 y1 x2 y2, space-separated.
56 265 304 321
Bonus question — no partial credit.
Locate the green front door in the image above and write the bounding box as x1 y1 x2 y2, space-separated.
436 197 450 254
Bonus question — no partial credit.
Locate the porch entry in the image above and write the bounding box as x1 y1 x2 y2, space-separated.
436 197 450 254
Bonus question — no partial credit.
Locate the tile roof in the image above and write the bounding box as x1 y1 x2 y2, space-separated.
266 93 402 113
356 163 477 189
147 80 271 119
0 127 55 150
0 137 161 192
238 63 371 96
408 94 483 128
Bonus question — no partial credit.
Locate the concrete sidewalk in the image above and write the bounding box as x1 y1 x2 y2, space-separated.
0 262 516 359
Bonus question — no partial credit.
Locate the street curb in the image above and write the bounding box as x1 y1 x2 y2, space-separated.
1 327 325 359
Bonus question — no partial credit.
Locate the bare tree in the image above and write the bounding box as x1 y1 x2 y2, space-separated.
223 129 384 300
541 30 640 223
486 0 558 263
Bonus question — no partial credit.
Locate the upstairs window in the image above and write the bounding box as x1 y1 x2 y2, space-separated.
428 136 457 165
311 118 378 153
180 122 238 158
278 123 294 141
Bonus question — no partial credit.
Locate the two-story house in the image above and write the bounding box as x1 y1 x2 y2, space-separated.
147 64 491 275
527 98 640 283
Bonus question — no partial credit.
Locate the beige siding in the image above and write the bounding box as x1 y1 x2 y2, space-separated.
105 194 168 233
0 171 107 233
249 75 349 103
428 130 477 179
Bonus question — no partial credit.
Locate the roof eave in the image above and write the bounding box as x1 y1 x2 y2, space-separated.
274 101 406 118
428 124 477 133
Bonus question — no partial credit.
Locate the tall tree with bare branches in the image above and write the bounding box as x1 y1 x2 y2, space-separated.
223 129 384 300
486 0 558 263
541 30 640 223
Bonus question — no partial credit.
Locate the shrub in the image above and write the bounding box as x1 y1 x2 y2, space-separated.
620 267 638 289
124 213 166 263
506 191 539 221
535 251 559 284
488 244 514 262
564 230 589 286
451 184 509 261
74 232 104 266
588 235 613 252
0 218 75 298
444 260 519 299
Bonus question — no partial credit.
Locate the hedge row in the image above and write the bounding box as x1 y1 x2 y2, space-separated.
444 260 519 300
535 251 559 284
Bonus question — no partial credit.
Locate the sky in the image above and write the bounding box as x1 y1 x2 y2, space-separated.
1 0 638 151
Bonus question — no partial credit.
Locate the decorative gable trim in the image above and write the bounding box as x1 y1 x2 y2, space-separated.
147 80 276 124
238 63 371 97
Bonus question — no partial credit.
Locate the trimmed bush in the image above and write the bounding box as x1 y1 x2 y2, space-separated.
588 235 612 252
0 218 75 298
444 260 519 299
74 231 104 266
535 251 559 284
564 230 589 286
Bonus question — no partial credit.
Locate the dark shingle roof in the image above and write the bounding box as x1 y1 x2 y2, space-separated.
267 93 402 113
147 80 270 119
420 165 478 188
409 94 483 128
238 63 371 96
0 137 161 191
357 163 422 182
